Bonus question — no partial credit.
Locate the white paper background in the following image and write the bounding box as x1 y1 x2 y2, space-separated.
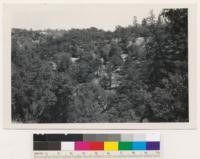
0 0 200 158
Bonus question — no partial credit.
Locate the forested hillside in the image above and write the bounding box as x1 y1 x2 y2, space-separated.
11 9 188 123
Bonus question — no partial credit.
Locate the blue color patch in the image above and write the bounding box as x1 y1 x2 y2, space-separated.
132 142 146 150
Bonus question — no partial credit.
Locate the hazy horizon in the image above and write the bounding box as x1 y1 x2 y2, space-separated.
7 4 162 31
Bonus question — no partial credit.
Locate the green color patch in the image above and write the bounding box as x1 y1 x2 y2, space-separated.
119 142 132 150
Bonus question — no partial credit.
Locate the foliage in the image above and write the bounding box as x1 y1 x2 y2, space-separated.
11 9 188 123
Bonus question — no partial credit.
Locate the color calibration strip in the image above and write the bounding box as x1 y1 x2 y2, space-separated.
33 134 161 159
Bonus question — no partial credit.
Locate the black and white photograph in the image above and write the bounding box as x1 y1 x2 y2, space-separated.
3 3 197 128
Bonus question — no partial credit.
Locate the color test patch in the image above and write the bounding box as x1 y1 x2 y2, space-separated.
34 141 48 151
48 142 61 150
89 142 104 150
133 134 146 141
132 142 146 150
33 133 161 151
146 134 160 142
33 134 161 159
75 142 90 150
104 142 118 151
120 134 133 141
119 142 132 150
61 142 74 150
146 142 160 150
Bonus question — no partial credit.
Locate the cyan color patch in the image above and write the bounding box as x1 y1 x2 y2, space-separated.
132 142 146 150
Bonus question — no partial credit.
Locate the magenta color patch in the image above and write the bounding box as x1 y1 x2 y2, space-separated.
75 142 90 150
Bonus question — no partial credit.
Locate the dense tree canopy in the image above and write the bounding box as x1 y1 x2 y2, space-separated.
12 9 188 123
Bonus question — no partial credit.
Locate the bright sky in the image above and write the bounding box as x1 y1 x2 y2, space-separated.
7 4 163 31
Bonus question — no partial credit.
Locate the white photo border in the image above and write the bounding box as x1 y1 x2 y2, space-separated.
3 1 198 129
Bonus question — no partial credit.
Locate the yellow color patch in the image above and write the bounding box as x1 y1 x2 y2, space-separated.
104 142 118 151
